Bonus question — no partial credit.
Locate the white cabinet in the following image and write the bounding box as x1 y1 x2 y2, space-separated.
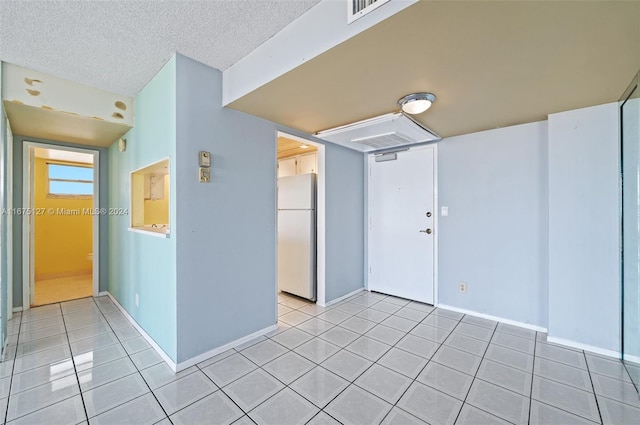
278 157 297 178
278 152 317 177
298 152 318 174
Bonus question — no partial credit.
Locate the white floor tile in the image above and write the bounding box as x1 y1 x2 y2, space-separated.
326 385 392 425
11 361 76 395
141 363 198 390
89 393 165 425
249 387 319 425
531 376 600 423
6 374 80 422
170 390 243 425
153 371 217 416
262 351 314 385
354 364 411 404
467 379 530 424
321 350 372 382
83 373 149 418
377 347 428 379
130 348 163 370
401 382 464 425
290 367 348 408
380 407 428 425
7 394 85 425
222 369 284 411
78 357 138 392
201 353 257 387
417 361 473 401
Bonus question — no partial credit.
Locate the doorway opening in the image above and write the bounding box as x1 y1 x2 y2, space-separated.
275 131 326 320
23 142 99 308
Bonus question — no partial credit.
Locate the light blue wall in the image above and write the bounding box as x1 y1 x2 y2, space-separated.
548 102 620 352
173 54 365 362
325 146 365 301
11 136 109 306
108 57 177 361
438 121 549 327
174 55 276 362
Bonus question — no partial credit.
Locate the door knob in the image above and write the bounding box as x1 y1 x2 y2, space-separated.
419 229 432 234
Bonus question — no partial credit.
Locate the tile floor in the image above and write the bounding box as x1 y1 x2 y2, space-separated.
34 274 92 306
1 291 639 424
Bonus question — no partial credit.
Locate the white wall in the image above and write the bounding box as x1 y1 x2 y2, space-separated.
438 122 549 328
548 102 620 354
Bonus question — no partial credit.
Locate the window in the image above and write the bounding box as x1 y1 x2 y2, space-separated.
48 163 93 197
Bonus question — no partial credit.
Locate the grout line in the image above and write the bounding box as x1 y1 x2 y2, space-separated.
92 296 175 424
3 311 22 425
57 303 90 424
527 332 538 425
447 314 497 424
583 350 604 424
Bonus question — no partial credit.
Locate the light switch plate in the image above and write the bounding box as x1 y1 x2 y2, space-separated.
199 167 210 183
441 206 448 216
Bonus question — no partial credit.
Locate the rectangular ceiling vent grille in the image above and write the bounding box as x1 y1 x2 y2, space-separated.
352 132 413 149
348 0 390 23
316 112 441 153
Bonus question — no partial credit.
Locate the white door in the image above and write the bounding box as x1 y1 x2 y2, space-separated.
368 146 435 304
278 157 297 178
298 152 317 174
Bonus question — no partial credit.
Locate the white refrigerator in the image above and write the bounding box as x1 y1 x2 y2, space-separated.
278 173 316 301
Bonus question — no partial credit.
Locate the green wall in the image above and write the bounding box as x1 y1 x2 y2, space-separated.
108 56 177 361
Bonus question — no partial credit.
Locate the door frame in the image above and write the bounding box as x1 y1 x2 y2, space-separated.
22 141 100 309
275 131 327 306
366 144 439 305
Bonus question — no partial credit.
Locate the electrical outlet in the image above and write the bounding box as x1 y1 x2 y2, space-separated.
135 293 139 307
458 281 467 294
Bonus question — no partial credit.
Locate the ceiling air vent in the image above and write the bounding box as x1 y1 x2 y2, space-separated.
348 0 390 23
352 132 413 150
316 112 440 153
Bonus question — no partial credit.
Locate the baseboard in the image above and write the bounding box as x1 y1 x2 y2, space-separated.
97 291 109 297
546 336 620 359
319 287 365 308
36 270 92 281
174 324 279 372
104 292 178 372
436 303 548 333
12 307 23 313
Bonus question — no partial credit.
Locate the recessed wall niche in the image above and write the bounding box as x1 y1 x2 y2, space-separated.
130 158 170 236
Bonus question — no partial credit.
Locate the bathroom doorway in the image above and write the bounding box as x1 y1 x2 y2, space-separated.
23 142 99 307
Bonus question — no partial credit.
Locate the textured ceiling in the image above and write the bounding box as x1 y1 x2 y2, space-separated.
228 1 640 138
0 0 321 96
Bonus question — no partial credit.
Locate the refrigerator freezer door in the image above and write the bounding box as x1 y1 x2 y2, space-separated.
278 173 316 210
278 209 316 300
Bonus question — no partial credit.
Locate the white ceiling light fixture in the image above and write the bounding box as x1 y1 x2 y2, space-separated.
398 92 436 115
